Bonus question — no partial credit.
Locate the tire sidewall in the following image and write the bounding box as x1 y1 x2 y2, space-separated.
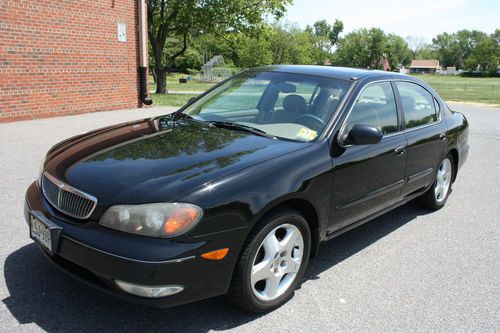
241 211 311 311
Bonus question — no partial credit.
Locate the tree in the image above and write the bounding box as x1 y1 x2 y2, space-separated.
305 19 344 64
464 37 499 75
236 30 273 68
267 22 315 65
454 30 488 68
147 0 291 93
334 28 371 68
405 35 427 52
385 34 412 69
414 44 437 60
334 28 390 69
432 32 459 67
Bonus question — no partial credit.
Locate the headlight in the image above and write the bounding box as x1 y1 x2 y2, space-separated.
99 203 203 238
37 154 46 186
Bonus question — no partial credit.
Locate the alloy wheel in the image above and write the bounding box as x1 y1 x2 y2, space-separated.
435 158 452 203
250 224 304 302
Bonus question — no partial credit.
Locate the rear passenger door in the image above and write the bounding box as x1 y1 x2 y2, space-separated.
395 81 447 197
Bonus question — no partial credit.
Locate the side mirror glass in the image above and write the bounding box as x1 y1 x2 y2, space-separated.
344 124 383 145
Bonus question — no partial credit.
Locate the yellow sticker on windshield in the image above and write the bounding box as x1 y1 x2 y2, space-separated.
297 128 318 141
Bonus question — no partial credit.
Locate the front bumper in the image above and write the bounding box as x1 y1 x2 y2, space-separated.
24 182 248 308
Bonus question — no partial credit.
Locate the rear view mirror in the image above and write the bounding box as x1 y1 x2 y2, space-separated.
276 82 296 93
344 124 383 145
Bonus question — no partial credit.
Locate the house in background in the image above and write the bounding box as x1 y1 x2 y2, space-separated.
0 0 151 122
409 60 441 74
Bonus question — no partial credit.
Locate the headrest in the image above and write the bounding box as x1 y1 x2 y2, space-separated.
283 94 307 113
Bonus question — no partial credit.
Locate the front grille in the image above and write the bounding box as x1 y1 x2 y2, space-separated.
41 172 98 219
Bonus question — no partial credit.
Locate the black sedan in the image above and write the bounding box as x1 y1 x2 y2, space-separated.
24 65 469 313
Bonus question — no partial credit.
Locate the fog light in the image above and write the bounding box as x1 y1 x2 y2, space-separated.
115 280 184 298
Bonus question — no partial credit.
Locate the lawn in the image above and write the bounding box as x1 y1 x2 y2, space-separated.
411 75 500 105
151 93 198 107
149 73 215 93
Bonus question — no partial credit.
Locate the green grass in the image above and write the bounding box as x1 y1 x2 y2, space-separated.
151 93 198 107
149 73 216 93
412 75 500 105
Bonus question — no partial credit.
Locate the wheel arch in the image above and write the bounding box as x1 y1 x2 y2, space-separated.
250 197 321 258
447 147 459 182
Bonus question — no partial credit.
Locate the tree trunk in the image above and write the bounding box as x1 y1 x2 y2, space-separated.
155 65 167 94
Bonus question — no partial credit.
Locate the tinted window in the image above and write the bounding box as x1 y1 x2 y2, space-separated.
346 82 398 135
396 82 437 129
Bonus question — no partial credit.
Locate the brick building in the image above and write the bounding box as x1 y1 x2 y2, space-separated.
0 0 151 122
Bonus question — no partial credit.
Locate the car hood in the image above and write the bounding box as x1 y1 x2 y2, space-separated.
44 115 307 207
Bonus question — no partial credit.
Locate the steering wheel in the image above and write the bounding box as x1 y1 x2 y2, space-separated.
295 114 326 131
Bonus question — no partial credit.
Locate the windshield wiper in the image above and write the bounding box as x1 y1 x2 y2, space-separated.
209 121 277 139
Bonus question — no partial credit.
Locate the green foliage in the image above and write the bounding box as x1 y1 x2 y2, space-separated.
385 34 413 69
148 0 292 93
414 45 437 60
432 29 499 73
464 37 500 75
334 28 411 69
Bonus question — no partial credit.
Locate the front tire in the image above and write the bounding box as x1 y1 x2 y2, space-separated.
228 207 311 313
419 154 454 210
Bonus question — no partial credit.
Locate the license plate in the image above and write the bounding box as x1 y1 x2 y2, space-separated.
29 211 62 255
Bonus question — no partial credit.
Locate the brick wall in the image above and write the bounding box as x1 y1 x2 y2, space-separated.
0 0 144 122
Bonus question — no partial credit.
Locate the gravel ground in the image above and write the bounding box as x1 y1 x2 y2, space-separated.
0 103 498 332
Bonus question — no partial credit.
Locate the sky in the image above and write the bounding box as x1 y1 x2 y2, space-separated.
283 0 500 42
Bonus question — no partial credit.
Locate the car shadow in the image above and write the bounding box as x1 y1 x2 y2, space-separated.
3 201 431 332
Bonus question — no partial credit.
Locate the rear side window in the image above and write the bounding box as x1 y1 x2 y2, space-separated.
346 82 398 135
396 82 437 129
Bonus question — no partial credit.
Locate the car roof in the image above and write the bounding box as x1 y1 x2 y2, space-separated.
254 65 410 81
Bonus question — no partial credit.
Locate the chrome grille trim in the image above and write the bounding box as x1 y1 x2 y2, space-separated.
41 172 98 220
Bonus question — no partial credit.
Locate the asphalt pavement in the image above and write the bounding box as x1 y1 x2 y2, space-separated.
0 103 498 332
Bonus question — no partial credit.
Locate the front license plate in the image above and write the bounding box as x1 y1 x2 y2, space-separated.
29 211 62 255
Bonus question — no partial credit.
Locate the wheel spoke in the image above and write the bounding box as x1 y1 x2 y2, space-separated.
283 258 300 275
437 168 445 182
264 275 281 299
251 259 272 285
263 232 280 258
280 227 298 253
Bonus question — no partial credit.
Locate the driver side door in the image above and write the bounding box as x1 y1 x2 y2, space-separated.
328 81 407 233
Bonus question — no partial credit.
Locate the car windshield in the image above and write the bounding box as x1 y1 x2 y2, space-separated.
181 70 351 142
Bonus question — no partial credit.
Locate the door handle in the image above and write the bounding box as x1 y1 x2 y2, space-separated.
394 146 406 155
439 133 446 141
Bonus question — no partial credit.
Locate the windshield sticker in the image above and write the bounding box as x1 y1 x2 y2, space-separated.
296 128 318 141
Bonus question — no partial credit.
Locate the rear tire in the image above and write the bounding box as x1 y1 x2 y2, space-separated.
418 154 454 210
227 207 311 313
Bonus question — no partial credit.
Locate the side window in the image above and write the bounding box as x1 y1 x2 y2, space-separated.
396 82 437 129
346 82 398 135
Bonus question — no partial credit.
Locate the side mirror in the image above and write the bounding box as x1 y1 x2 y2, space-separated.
344 124 383 145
